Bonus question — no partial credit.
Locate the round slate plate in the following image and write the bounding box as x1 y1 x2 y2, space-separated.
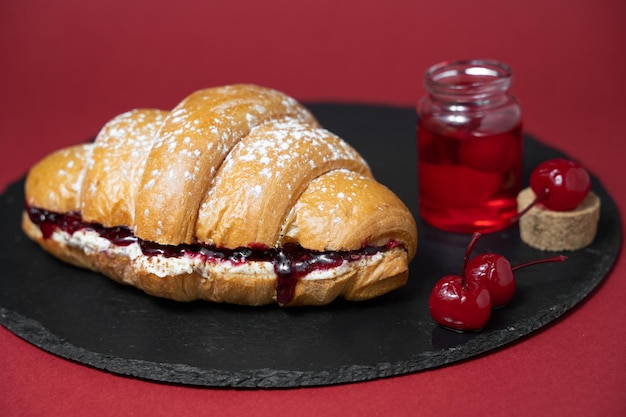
0 104 621 388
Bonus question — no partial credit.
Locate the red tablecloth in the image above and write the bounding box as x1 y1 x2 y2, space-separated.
2 1 625 416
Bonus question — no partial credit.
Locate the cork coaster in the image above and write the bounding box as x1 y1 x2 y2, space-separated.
517 187 600 251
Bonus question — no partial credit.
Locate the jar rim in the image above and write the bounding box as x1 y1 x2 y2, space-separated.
425 59 513 92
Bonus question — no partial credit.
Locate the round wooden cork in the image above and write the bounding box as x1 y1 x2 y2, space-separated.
517 187 600 251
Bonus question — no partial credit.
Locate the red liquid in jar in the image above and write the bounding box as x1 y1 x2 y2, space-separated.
417 121 523 233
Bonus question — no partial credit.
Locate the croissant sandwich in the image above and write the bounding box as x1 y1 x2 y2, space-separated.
22 84 418 306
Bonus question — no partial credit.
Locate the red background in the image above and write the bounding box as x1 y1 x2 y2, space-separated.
1 1 625 416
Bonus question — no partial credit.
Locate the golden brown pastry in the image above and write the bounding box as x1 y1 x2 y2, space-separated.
22 84 418 306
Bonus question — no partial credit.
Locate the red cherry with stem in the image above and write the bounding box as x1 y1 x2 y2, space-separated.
511 158 591 224
465 253 515 308
466 253 567 308
429 232 492 332
529 158 591 211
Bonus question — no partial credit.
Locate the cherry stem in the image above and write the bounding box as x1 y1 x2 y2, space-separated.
510 188 549 224
461 232 482 288
511 255 568 272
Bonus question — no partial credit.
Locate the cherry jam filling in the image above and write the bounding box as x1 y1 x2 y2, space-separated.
27 206 401 304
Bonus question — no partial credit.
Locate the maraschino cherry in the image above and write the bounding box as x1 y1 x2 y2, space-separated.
525 158 591 212
530 158 590 211
466 252 567 308
430 232 568 331
429 232 492 332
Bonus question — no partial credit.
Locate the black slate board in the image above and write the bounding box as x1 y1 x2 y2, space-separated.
0 104 621 388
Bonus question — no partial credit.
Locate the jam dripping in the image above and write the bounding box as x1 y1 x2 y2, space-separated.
26 207 400 305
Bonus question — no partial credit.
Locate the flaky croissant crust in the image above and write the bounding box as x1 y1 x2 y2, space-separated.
22 84 417 305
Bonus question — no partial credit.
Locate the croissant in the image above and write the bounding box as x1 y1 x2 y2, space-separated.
22 84 418 306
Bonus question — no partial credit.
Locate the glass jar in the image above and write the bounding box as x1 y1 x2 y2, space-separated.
417 59 523 233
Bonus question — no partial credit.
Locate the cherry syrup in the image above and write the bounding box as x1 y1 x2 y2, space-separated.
417 122 523 233
27 206 398 304
418 59 523 233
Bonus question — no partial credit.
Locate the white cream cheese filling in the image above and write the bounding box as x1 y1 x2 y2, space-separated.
52 228 386 280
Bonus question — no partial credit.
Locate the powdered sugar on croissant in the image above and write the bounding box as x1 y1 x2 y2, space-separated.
22 84 418 306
